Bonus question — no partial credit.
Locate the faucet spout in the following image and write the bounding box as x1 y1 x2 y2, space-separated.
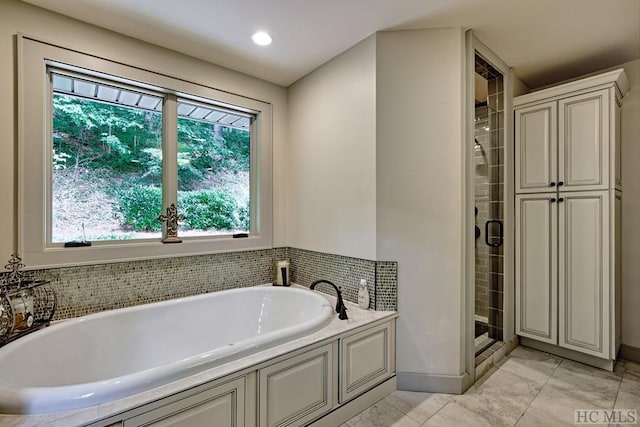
310 279 348 320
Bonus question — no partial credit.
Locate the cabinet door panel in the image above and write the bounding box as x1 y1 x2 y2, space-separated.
515 102 557 193
515 194 557 343
558 192 610 358
259 344 333 427
145 395 235 427
558 90 609 190
124 377 244 427
340 322 392 403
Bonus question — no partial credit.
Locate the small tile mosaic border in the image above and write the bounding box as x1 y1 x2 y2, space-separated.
0 247 397 320
375 261 398 311
285 247 397 311
287 247 376 309
32 249 276 320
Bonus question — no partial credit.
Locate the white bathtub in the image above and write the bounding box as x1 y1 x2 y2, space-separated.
0 286 334 415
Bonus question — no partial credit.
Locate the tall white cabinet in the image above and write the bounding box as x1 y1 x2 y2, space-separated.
514 69 628 370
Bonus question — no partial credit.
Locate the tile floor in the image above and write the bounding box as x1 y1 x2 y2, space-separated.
342 346 640 426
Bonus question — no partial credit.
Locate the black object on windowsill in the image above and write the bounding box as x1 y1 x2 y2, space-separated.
232 233 249 238
64 241 92 248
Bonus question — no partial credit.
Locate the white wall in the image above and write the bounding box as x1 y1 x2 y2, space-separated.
288 27 470 381
513 75 530 97
287 36 377 260
0 0 288 257
376 29 467 378
619 59 640 349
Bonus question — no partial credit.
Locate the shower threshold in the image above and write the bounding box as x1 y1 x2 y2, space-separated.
475 332 497 356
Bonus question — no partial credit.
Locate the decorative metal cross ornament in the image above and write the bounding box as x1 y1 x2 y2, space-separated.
3 252 25 285
157 203 185 243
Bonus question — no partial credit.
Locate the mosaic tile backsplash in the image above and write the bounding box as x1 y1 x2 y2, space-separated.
0 248 397 320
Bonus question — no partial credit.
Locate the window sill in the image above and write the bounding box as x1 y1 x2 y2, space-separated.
22 234 272 270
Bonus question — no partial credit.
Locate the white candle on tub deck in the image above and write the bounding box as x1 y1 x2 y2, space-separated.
274 260 290 286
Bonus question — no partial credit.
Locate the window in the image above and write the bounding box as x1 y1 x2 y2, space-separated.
19 36 273 267
51 72 164 242
175 100 251 237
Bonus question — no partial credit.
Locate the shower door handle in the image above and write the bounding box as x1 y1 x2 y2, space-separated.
485 220 503 248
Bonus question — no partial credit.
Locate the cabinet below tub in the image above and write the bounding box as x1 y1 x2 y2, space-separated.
91 316 397 427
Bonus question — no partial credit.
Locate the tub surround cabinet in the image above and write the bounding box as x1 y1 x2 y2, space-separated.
89 318 395 427
515 69 628 370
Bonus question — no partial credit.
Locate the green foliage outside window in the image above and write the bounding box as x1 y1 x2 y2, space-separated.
113 185 163 232
52 93 250 241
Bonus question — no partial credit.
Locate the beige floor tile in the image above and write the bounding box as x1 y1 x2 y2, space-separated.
345 399 420 427
529 383 608 424
383 391 452 424
423 401 494 427
544 359 621 409
556 358 624 379
620 369 640 397
610 391 640 427
498 346 561 386
347 347 636 427
624 360 640 375
476 368 542 393
614 390 640 412
452 369 541 427
514 406 573 426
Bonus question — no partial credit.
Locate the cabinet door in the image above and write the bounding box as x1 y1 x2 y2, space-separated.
558 191 610 359
124 377 245 427
515 102 557 193
340 322 393 403
515 194 557 344
558 90 610 191
259 344 333 427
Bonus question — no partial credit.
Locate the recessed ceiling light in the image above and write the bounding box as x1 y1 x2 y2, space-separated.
252 31 272 46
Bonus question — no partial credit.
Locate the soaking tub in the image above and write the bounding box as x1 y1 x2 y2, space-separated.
0 286 334 415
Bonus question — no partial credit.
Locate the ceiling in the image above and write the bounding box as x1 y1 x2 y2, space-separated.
22 0 640 88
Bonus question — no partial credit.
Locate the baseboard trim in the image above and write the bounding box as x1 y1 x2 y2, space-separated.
308 376 396 427
397 371 470 394
520 337 615 371
504 337 519 354
620 344 640 363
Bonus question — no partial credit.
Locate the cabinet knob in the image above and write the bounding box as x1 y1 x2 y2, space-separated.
549 182 556 187
558 181 564 186
558 197 564 203
550 198 556 203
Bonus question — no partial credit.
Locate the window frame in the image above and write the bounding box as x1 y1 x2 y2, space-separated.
18 35 273 268
48 68 168 244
